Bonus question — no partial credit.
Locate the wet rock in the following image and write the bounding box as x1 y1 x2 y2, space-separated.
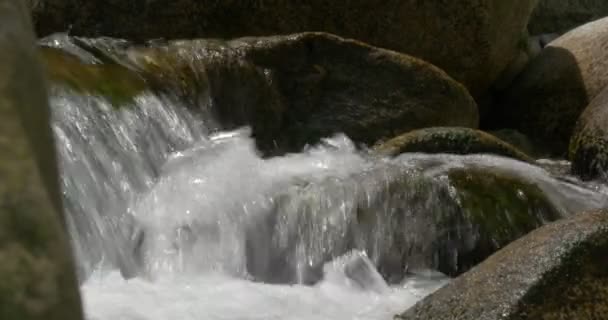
245 157 566 283
40 47 148 106
397 209 608 320
570 85 608 180
0 0 82 319
374 127 533 163
529 0 608 35
489 17 608 156
31 0 537 96
43 33 479 154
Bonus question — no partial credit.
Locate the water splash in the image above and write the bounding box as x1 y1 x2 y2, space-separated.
47 47 608 319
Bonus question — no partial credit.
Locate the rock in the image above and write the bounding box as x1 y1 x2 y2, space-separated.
570 85 608 180
247 156 566 283
529 0 608 35
40 47 147 106
489 17 608 156
428 166 562 276
0 0 82 319
374 127 533 162
43 33 479 154
31 0 538 96
397 209 608 320
488 128 539 157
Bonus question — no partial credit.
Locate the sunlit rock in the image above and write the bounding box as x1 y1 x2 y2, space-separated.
489 17 608 156
397 209 608 319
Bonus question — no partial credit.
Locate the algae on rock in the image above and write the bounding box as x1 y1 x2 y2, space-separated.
374 127 533 163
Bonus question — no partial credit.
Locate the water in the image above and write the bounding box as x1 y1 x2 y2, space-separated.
47 42 608 319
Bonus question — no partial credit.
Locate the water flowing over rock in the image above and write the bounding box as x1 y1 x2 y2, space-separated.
374 127 533 162
0 0 82 318
30 0 538 96
490 16 608 156
41 33 479 154
529 0 608 35
397 209 608 320
46 73 608 285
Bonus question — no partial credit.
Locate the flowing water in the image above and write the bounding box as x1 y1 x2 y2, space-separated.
46 38 608 320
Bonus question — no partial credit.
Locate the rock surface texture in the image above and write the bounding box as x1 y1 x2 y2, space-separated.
490 17 608 156
0 0 83 319
42 33 479 153
397 209 608 320
31 0 538 96
529 0 608 35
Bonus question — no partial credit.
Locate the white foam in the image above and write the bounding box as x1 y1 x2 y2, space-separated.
82 259 448 320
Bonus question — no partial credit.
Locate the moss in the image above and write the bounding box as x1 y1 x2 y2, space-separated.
39 47 147 106
374 127 533 162
427 167 562 276
448 168 560 246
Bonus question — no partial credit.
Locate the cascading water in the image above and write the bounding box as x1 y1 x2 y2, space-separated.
46 37 608 320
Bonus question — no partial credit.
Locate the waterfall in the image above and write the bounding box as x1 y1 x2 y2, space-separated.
46 38 608 320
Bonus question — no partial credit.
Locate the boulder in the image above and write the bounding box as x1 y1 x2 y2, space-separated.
0 0 82 319
31 0 538 96
529 0 608 35
489 17 608 156
43 33 479 154
374 127 533 162
247 156 566 283
570 85 608 180
397 209 608 320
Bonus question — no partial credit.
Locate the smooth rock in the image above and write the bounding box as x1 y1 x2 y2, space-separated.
570 85 608 180
0 0 82 318
43 33 479 154
489 16 608 156
397 209 608 320
31 0 538 96
529 0 608 35
374 127 533 163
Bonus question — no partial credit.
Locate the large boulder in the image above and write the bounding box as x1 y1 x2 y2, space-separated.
0 0 82 319
397 209 608 320
42 33 479 154
570 85 608 180
31 1 538 96
374 127 534 162
529 0 608 35
489 16 608 156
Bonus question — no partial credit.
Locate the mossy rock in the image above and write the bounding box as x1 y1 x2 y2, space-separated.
39 46 147 106
489 17 608 156
241 160 562 283
436 167 562 275
570 85 608 180
374 127 533 162
398 210 608 319
0 0 83 318
31 0 538 97
529 0 608 35
84 32 478 153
